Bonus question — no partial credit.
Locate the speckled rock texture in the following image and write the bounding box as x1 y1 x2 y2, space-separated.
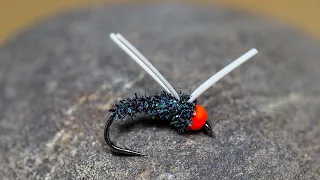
1 3 320 180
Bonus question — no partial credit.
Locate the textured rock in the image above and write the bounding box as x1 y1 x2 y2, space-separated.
1 3 320 180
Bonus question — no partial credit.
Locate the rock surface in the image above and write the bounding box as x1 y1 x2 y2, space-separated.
1 3 320 180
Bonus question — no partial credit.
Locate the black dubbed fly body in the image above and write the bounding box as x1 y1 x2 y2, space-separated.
105 33 258 156
109 92 197 131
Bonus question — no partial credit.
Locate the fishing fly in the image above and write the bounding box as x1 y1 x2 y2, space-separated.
105 33 258 156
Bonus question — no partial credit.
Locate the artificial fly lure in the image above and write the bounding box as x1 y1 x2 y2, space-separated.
104 33 258 156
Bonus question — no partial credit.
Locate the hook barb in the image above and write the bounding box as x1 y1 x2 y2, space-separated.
104 117 144 156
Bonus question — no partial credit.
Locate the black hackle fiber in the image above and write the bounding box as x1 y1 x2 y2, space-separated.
109 91 197 132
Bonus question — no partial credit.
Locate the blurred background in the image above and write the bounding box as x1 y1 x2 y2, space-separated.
0 0 320 45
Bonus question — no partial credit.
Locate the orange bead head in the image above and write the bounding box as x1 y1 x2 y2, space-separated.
188 104 208 130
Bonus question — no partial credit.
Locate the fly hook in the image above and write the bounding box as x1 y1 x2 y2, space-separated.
104 33 258 156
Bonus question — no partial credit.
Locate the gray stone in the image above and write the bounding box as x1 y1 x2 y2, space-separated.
1 3 320 180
